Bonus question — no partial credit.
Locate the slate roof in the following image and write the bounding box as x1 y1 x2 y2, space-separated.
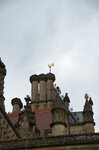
69 111 83 123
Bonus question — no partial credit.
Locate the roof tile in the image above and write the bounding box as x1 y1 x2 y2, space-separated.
7 109 52 136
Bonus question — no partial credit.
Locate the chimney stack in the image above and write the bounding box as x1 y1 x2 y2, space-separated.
46 73 55 108
11 98 23 113
30 74 39 110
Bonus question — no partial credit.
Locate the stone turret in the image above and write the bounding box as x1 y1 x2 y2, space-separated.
11 98 23 113
83 94 95 134
50 94 67 136
30 74 39 110
46 73 55 108
0 58 6 111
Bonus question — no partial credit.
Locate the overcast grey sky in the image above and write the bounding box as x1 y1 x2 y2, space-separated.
0 0 99 131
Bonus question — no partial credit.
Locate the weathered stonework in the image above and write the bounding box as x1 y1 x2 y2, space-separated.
0 59 98 150
0 109 19 141
0 59 6 110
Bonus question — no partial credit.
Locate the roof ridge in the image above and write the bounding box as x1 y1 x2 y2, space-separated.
7 112 20 116
7 108 51 116
33 108 51 113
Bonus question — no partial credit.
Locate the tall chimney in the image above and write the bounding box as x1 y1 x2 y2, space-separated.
11 98 23 113
46 73 55 108
39 74 46 101
30 74 39 110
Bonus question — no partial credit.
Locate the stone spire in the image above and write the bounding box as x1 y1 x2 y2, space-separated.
63 93 70 111
0 58 6 110
83 94 95 133
83 94 93 114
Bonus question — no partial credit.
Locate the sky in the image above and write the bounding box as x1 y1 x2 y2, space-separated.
0 0 99 131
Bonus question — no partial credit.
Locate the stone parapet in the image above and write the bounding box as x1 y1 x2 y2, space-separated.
0 133 99 149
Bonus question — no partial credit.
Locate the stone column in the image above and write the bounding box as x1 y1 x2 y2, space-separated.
0 59 6 111
46 73 55 108
11 98 23 113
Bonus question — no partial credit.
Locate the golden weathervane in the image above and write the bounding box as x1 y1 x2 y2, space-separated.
48 63 54 73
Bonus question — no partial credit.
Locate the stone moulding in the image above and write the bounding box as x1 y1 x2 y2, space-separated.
0 133 99 150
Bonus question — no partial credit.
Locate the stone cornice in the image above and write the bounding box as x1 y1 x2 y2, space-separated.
0 133 99 149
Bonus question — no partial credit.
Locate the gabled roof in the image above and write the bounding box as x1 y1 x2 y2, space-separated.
8 112 19 125
0 109 20 141
17 109 36 125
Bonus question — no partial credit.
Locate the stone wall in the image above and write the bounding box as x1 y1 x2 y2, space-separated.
70 123 84 134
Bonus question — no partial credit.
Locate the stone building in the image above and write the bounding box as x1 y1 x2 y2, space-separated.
0 58 99 150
